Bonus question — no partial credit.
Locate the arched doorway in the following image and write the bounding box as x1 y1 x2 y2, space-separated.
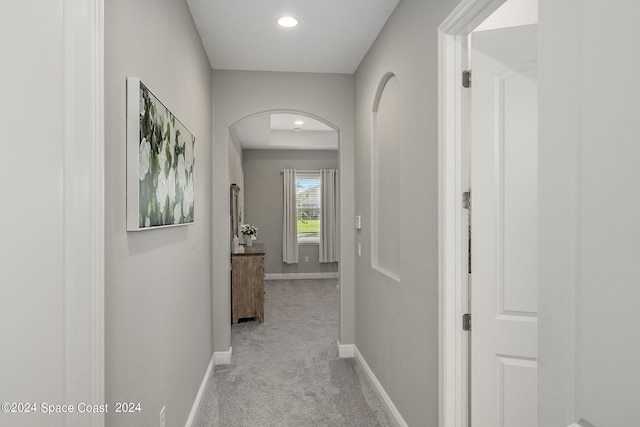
223 108 345 353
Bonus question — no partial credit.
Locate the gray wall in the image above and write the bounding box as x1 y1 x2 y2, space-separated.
211 70 355 352
105 0 213 426
353 0 460 425
243 149 339 275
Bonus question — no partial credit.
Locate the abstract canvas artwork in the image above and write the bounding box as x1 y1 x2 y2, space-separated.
127 77 195 230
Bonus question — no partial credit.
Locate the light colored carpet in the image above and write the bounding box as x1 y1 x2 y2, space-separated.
193 279 393 427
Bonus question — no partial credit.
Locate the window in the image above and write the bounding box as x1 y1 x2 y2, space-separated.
296 172 321 243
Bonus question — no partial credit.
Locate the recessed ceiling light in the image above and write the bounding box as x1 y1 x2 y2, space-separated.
294 120 304 126
277 16 298 28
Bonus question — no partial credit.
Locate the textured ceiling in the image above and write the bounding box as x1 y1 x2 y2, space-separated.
186 0 400 74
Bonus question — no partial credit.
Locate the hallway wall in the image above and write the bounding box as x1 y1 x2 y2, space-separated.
352 0 461 425
104 0 213 426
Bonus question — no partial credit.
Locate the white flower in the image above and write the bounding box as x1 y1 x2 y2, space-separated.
173 203 182 224
241 224 259 236
182 173 194 218
177 154 187 189
158 140 167 175
139 138 151 181
167 168 176 203
156 171 168 213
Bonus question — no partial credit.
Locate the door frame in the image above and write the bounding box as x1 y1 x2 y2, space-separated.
437 1 508 426
62 0 105 425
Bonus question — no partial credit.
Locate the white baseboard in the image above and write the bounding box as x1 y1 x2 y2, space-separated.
184 353 215 427
213 346 232 365
354 346 408 427
337 341 355 358
265 272 339 280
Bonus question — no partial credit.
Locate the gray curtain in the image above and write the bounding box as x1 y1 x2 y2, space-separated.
282 169 298 264
319 169 339 263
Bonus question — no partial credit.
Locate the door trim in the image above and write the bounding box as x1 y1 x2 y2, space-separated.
63 0 105 425
438 1 508 426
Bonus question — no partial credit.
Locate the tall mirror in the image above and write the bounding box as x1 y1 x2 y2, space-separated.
230 184 241 242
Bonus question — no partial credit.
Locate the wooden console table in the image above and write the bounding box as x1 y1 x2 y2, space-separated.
231 243 265 323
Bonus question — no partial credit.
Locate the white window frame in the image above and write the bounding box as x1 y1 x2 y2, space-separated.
295 171 321 245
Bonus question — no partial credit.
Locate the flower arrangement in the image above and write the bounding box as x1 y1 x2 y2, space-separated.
240 224 259 238
240 224 259 246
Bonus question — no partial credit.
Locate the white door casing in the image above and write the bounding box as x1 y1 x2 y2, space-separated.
0 1 105 426
470 24 538 427
438 1 507 426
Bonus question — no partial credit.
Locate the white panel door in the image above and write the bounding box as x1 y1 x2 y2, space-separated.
470 24 538 427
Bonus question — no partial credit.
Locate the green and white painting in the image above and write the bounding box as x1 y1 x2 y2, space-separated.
127 77 195 230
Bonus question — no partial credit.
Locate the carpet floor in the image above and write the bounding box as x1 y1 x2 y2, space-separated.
193 279 393 427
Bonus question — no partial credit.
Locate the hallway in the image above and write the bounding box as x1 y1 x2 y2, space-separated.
194 280 392 426
4 1 640 426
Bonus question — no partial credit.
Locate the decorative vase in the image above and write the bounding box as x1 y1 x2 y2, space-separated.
244 235 253 246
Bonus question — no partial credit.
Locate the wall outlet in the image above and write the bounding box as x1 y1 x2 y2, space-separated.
304 256 309 262
160 406 166 427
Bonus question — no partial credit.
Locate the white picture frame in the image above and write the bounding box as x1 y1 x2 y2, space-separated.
126 77 195 231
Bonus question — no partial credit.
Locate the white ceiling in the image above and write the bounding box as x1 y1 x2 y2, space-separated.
271 113 333 131
186 0 400 74
232 113 338 150
474 0 537 32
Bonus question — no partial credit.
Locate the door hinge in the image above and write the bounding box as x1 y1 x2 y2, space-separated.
462 70 471 88
463 313 471 331
462 191 471 209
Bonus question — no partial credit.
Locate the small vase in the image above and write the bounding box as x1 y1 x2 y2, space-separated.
244 235 253 246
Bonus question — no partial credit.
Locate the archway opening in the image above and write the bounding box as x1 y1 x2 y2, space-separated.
227 109 342 335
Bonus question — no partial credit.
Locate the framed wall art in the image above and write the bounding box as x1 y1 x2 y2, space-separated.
127 77 195 231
